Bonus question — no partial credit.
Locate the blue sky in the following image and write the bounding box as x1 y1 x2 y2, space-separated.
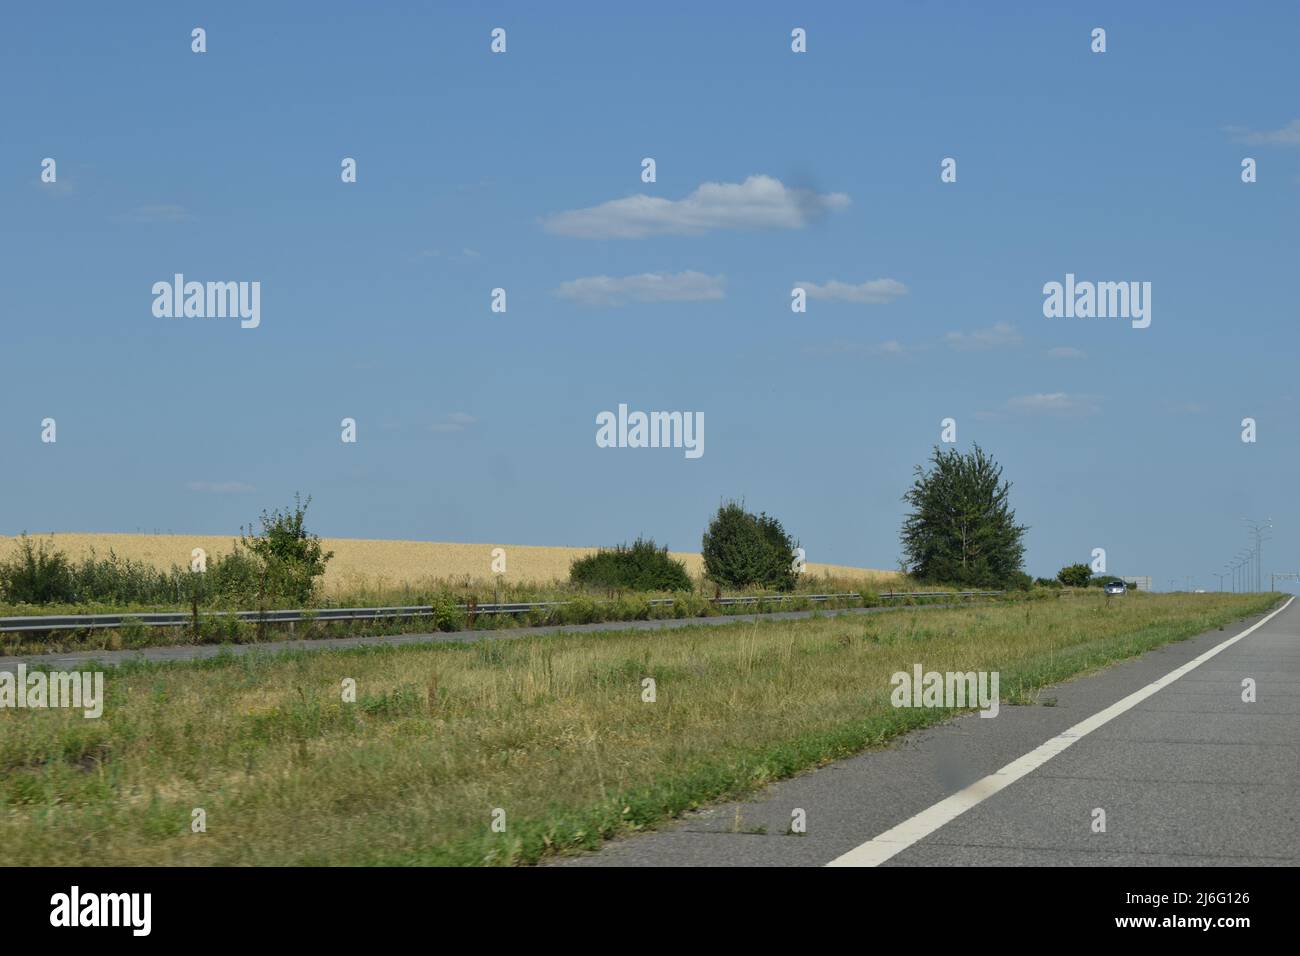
2 1 1297 590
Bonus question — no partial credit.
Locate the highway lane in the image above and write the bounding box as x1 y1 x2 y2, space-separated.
554 597 1298 866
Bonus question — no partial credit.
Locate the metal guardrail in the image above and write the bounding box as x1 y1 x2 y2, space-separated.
0 590 1004 634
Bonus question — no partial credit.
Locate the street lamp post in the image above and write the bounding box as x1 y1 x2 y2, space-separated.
1241 518 1273 594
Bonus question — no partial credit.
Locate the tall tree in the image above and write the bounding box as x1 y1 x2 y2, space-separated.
900 445 1028 587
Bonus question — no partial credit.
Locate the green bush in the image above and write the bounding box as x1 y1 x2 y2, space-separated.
1057 563 1092 588
202 547 264 605
1 497 331 611
429 597 466 632
68 548 177 604
1006 571 1033 591
0 535 76 604
701 501 799 591
569 538 692 592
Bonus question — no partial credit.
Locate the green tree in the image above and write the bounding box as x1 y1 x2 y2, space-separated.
239 493 334 605
1057 563 1092 587
900 445 1028 587
701 501 799 591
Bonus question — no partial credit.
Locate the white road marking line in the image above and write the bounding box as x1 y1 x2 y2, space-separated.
826 596 1295 867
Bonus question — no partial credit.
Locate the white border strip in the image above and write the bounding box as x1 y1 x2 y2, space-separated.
826 597 1295 867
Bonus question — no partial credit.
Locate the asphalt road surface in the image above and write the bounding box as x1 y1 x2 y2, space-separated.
554 596 1299 867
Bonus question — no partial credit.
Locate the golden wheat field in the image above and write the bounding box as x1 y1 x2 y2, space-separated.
0 533 898 594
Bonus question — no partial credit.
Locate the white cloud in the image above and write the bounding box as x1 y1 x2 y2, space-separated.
187 481 254 494
1226 119 1300 146
1046 346 1087 359
556 271 726 306
1005 392 1099 416
543 175 850 239
945 322 1022 350
795 278 908 304
430 412 477 433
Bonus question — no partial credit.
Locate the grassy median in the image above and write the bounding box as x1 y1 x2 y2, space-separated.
0 590 1281 865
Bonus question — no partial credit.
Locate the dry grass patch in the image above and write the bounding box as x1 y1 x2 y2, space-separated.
0 590 1275 865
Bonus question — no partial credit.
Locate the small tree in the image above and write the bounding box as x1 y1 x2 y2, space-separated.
701 501 799 591
1057 563 1092 588
239 493 334 605
900 445 1028 587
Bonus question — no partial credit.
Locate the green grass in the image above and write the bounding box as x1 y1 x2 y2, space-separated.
0 590 1279 866
1 585 975 656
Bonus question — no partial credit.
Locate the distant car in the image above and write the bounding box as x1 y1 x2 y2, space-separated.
1193 588 1206 594
1104 581 1126 595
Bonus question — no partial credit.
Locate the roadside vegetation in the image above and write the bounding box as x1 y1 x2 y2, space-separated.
0 451 1194 655
0 589 1279 866
0 495 331 612
0 585 983 657
1 493 937 655
569 538 692 591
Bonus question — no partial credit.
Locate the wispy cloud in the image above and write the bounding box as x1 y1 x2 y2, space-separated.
945 322 1022 351
186 480 255 494
1004 392 1100 416
795 278 907 305
430 412 478 433
1046 346 1087 360
542 175 850 239
556 271 726 306
116 204 193 223
1225 119 1300 146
